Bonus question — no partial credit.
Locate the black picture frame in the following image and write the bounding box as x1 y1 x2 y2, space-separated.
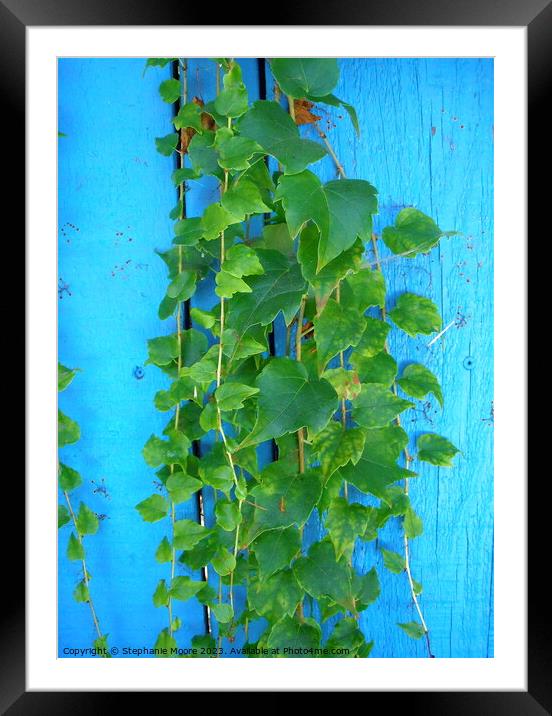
11 0 541 709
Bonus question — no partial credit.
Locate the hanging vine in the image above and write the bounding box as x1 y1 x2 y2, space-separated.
137 57 460 658
58 363 110 656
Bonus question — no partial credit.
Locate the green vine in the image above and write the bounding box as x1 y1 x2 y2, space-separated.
138 57 460 658
58 363 109 656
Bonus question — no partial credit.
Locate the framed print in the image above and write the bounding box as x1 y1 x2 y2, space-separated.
9 0 543 708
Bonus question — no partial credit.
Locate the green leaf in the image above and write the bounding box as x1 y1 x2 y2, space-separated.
381 548 405 574
155 132 179 156
58 504 70 528
173 218 204 246
222 179 270 219
211 547 236 576
136 494 169 523
144 58 175 73
200 202 241 242
417 433 460 467
353 567 381 610
382 208 454 257
240 465 324 546
354 352 398 387
227 250 306 338
58 410 80 447
166 471 202 504
251 526 302 580
167 270 196 300
173 519 212 550
188 132 223 179
215 382 259 412
169 576 205 602
76 502 99 535
389 293 442 337
159 78 181 104
249 569 303 622
351 317 391 359
225 246 264 280
353 383 413 429
190 306 216 329
173 102 202 131
155 537 173 563
404 506 424 538
398 363 443 407
345 268 386 311
215 499 242 531
324 618 368 657
340 426 416 504
267 615 322 656
73 580 90 603
238 101 327 175
326 498 369 560
276 170 377 270
142 431 190 468
311 94 360 136
58 463 82 492
67 532 84 561
215 270 251 298
211 603 234 623
294 540 356 613
179 533 220 570
172 167 201 186
146 334 180 366
217 135 263 171
270 58 339 99
153 579 170 607
398 621 426 640
241 357 337 447
58 363 79 392
215 62 248 118
322 368 362 401
154 628 177 656
312 422 365 478
314 299 366 372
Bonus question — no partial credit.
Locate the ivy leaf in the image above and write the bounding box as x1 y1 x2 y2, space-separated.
351 317 391 360
154 629 177 656
200 203 241 242
215 499 242 532
215 270 251 298
144 58 175 73
381 548 406 574
155 132 179 156
216 132 263 172
179 533 220 570
146 334 180 366
417 433 460 467
249 569 303 622
67 532 84 561
76 502 99 535
227 250 306 338
59 463 82 492
58 410 80 447
73 581 90 603
58 363 79 392
166 471 202 504
214 62 248 118
173 102 203 131
211 603 234 624
58 504 70 528
143 432 190 468
167 270 196 300
169 576 205 602
159 78 181 104
353 567 381 611
354 352 398 387
404 506 424 538
276 170 377 270
353 384 413 429
314 299 366 373
172 167 200 186
259 223 294 256
267 615 322 656
188 132 223 179
398 621 426 640
270 58 339 99
173 218 204 246
241 357 338 448
215 382 259 411
382 208 455 257
324 618 368 658
155 537 172 563
153 579 170 607
251 526 302 580
222 179 271 219
390 293 442 337
340 426 416 504
237 100 327 175
190 306 216 329
136 494 169 523
211 548 236 576
326 498 369 560
223 244 264 279
239 465 324 546
173 519 212 551
312 422 365 478
294 539 356 613
322 368 362 401
398 363 443 407
345 268 386 311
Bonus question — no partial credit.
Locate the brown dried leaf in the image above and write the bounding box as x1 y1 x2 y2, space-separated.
293 99 321 126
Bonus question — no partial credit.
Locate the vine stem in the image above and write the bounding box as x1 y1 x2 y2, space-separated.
63 488 103 642
371 233 433 658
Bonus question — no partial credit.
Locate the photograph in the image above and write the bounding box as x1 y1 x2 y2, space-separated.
57 56 494 660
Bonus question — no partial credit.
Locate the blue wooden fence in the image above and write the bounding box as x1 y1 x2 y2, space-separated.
58 57 493 658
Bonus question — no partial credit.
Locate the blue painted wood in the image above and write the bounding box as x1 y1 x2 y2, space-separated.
59 58 493 658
